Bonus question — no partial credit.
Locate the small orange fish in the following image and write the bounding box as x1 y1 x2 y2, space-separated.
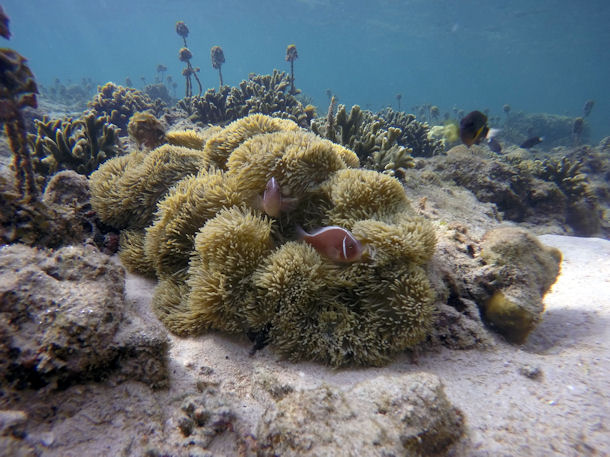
297 225 364 263
260 177 297 218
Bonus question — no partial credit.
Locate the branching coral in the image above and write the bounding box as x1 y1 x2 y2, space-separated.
28 111 123 182
530 156 596 203
90 114 437 366
177 70 313 128
88 82 166 133
312 105 442 171
378 107 444 157
311 104 414 176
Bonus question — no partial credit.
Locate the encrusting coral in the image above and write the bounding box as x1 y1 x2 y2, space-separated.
89 113 438 366
477 227 561 343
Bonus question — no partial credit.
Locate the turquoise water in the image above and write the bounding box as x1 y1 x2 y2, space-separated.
4 0 609 140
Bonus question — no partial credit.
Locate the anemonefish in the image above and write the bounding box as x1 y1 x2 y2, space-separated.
260 177 297 218
297 225 364 263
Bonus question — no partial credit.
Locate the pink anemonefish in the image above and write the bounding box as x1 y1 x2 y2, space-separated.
297 225 364 263
260 177 297 218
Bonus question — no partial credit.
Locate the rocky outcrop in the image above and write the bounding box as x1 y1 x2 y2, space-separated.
0 244 168 390
256 373 464 457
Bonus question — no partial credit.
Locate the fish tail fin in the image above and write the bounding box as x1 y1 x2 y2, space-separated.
362 243 377 261
248 193 264 211
280 197 299 213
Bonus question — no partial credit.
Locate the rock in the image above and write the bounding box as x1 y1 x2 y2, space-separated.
256 373 464 457
0 436 37 457
42 170 91 207
0 244 168 389
0 410 27 437
476 227 562 343
177 387 236 450
426 223 495 349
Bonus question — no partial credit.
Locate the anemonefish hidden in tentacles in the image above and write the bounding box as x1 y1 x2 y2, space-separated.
297 225 364 263
260 177 298 218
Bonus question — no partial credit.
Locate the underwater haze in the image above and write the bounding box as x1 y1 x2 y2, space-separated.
4 0 610 140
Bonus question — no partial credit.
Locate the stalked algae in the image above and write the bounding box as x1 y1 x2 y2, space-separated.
89 114 439 366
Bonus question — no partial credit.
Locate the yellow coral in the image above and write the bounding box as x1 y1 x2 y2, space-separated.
203 114 299 169
185 206 274 332
249 242 338 328
151 278 202 336
227 130 349 199
352 215 436 265
145 169 247 278
89 114 440 367
165 129 206 150
90 144 208 229
320 168 411 229
118 229 156 277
